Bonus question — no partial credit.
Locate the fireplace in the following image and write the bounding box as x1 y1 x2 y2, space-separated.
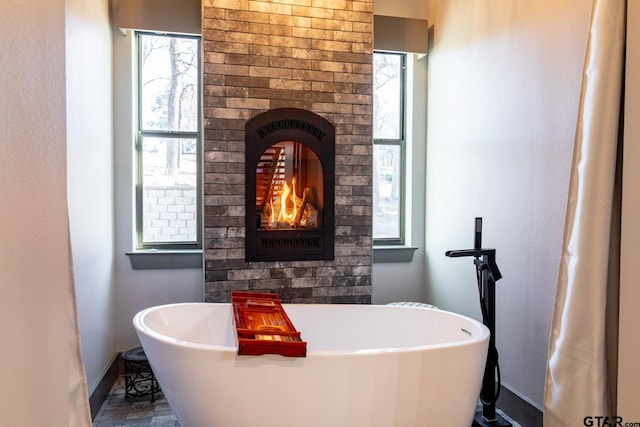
245 108 335 262
202 0 373 304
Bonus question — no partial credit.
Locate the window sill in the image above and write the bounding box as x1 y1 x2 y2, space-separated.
126 247 415 268
126 250 203 270
373 245 418 263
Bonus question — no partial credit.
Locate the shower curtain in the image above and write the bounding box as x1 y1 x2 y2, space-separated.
68 239 92 426
544 0 626 424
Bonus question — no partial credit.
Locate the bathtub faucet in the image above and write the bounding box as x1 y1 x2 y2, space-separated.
445 218 511 427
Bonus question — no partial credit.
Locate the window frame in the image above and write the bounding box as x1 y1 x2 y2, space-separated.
134 31 203 251
373 51 407 246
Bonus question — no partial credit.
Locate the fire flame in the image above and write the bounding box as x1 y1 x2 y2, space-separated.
277 177 297 224
262 174 317 229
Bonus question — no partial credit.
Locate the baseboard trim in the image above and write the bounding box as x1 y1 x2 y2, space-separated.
89 354 120 420
497 385 543 427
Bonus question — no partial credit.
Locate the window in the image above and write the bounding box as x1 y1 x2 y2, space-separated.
135 32 201 250
373 52 406 245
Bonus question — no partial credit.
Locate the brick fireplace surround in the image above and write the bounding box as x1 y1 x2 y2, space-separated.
203 0 373 304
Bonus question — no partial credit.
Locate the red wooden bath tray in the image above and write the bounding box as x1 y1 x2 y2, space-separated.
231 291 307 357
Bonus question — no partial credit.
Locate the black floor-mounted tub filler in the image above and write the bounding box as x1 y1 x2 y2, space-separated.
446 217 512 427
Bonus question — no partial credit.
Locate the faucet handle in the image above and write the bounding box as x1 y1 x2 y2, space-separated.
445 248 494 258
445 248 502 281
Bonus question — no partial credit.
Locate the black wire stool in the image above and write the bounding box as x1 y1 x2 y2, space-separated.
121 347 160 402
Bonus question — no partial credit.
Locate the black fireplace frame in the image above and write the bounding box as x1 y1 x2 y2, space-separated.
245 108 335 262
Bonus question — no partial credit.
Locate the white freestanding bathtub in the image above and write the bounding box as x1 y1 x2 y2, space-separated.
133 303 489 427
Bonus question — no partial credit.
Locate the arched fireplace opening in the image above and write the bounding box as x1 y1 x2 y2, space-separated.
245 108 335 262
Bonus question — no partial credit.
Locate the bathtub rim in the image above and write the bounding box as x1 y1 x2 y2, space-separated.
133 302 490 356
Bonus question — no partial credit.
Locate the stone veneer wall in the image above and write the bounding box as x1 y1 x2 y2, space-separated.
202 0 373 303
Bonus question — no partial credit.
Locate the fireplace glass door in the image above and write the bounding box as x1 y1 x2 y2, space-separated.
256 141 323 231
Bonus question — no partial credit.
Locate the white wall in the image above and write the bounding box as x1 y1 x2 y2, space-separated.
111 4 203 350
0 1 86 424
66 0 117 395
423 0 591 408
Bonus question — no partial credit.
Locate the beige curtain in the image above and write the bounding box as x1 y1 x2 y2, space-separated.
68 238 92 426
544 0 626 424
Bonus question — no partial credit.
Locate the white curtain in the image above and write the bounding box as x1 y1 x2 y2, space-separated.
544 0 626 424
